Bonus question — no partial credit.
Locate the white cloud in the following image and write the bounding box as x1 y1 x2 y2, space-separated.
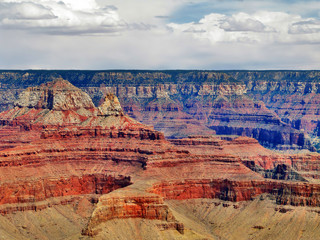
168 11 320 44
0 0 192 34
0 1 319 70
289 20 320 34
103 0 190 23
221 13 266 32
0 0 126 34
0 2 55 20
59 0 99 11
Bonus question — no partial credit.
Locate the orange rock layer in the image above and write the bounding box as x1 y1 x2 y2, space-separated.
0 174 131 205
40 126 164 141
83 193 184 236
150 179 320 207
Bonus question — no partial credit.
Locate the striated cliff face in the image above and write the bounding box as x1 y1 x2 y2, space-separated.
14 79 95 110
83 191 184 236
91 82 316 151
0 78 163 140
150 179 320 207
0 174 131 207
0 78 97 127
1 70 320 151
0 79 166 209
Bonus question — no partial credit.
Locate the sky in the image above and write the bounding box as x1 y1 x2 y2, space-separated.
0 0 320 70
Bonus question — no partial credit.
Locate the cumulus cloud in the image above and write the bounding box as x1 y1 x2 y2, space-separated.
168 10 320 44
220 13 266 32
0 0 127 34
0 2 56 20
0 0 320 70
289 20 320 34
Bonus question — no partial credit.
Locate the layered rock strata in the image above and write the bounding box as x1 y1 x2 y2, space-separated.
0 174 131 206
0 79 190 237
170 136 320 180
0 79 165 210
83 191 184 236
150 179 320 207
2 70 320 150
1 78 320 239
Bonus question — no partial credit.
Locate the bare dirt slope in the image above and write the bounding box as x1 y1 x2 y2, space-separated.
167 197 320 240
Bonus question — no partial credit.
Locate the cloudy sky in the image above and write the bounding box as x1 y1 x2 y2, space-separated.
0 0 320 69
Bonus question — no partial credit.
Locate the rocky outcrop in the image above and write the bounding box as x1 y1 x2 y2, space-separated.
0 78 97 127
83 192 184 236
194 95 315 151
0 79 167 210
98 93 123 116
14 79 95 110
0 78 164 141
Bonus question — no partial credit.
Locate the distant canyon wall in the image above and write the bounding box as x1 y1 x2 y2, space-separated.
1 70 320 151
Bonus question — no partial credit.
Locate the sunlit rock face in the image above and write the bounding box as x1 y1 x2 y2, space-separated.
98 93 123 116
0 78 320 239
14 78 95 111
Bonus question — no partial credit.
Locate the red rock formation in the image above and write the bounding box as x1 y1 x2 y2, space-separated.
150 179 320 207
0 79 166 213
83 192 184 236
0 78 164 141
0 79 96 127
1 78 320 239
0 174 130 205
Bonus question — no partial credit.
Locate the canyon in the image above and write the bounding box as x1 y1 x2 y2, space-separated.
1 70 320 151
0 78 320 239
